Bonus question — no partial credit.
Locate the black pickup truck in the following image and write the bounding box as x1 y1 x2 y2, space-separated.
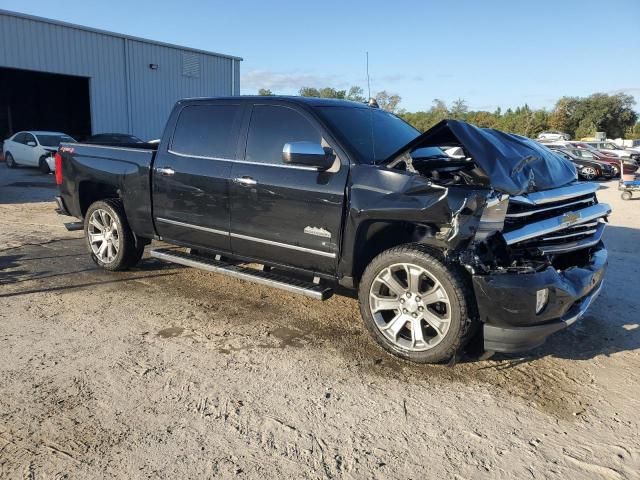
55 96 610 363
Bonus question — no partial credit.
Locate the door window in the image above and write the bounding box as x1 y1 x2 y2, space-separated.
245 105 321 165
13 133 27 144
24 133 36 145
171 104 243 159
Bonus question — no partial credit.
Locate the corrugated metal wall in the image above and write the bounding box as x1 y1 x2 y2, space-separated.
0 10 240 139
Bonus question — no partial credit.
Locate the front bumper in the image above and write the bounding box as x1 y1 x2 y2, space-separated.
473 245 607 353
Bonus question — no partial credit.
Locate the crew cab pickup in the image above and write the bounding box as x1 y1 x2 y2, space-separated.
55 96 609 363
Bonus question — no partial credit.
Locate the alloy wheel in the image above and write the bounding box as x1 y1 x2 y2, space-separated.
581 167 597 180
369 263 451 352
88 209 120 263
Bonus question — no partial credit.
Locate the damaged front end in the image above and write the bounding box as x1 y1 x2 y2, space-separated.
467 183 609 352
380 120 610 353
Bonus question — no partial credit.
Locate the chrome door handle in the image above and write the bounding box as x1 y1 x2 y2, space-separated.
233 176 257 186
157 167 175 176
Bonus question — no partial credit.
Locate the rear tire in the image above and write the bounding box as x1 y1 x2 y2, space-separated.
39 156 51 174
621 191 632 201
85 199 145 271
358 244 477 364
5 152 16 168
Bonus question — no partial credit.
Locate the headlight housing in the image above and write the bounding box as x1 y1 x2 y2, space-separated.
475 193 509 241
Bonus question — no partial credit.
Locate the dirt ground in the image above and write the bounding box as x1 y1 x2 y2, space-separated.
1 165 639 479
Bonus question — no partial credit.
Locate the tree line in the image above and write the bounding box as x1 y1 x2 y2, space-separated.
257 86 640 139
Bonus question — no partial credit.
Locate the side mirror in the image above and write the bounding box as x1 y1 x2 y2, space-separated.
27 141 37 147
282 142 334 170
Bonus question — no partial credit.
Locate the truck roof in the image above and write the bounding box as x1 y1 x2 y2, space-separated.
179 95 370 108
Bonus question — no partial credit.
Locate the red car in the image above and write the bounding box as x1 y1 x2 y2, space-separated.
569 142 638 175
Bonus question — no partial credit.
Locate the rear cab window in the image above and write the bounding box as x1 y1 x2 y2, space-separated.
171 104 243 159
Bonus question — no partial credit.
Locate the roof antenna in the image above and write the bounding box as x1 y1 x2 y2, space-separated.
366 51 371 100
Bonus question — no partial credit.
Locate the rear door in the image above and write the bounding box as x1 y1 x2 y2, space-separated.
10 133 28 164
229 103 348 274
152 102 244 252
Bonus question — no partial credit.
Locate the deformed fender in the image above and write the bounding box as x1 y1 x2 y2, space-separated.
338 164 490 279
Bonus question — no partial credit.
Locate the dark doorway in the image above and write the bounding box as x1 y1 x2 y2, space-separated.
0 67 91 141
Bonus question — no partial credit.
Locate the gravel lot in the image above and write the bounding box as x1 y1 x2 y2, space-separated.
1 165 639 479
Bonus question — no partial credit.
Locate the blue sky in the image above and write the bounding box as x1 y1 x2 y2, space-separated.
2 0 639 112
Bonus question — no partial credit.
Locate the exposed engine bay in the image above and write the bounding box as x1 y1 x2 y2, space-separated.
383 120 609 276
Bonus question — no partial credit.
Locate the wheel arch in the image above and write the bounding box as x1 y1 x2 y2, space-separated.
346 220 445 286
78 181 120 217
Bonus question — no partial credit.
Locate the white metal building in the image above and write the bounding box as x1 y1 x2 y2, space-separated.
0 9 242 140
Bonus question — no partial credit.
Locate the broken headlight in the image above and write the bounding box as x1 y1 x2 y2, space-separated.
475 193 509 241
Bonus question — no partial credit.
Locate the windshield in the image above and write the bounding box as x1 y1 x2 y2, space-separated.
602 142 619 150
36 134 75 146
313 106 420 164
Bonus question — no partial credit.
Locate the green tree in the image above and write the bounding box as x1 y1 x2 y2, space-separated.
258 88 274 96
450 98 468 119
298 87 321 97
375 91 402 113
346 86 365 102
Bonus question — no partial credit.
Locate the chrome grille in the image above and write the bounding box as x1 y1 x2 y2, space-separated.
503 183 610 255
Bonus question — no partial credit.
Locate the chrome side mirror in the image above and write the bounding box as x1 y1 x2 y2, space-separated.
282 142 334 170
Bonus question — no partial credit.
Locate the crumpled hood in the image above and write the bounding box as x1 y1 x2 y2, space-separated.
385 119 577 195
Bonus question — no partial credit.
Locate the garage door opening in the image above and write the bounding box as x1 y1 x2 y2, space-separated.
0 67 91 141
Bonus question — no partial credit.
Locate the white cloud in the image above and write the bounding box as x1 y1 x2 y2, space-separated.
241 69 347 93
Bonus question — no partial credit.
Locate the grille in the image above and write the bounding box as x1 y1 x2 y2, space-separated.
502 183 610 255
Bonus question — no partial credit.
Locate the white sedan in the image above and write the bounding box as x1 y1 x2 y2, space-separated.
2 131 76 173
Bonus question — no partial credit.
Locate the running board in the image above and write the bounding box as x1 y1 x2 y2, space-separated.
150 248 333 300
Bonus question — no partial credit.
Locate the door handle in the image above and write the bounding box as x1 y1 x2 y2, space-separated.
233 176 257 186
156 167 175 176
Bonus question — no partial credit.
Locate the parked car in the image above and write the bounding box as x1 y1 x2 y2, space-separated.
569 141 639 175
568 146 639 176
54 97 609 364
537 130 570 141
83 133 145 145
548 147 616 180
585 141 640 161
3 131 75 173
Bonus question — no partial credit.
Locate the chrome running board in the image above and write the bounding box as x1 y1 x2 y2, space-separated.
150 248 333 300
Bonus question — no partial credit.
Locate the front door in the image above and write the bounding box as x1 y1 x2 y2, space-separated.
152 102 244 252
229 104 348 274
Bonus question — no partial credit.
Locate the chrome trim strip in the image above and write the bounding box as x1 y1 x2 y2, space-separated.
562 281 603 326
167 149 321 171
156 217 229 236
230 232 336 258
510 183 599 206
503 203 611 245
65 142 157 154
506 197 593 218
150 249 329 300
542 228 598 241
155 217 336 258
538 222 605 254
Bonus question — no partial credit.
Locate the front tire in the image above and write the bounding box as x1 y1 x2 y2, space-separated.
85 199 145 271
621 191 632 201
580 166 598 180
358 244 477 364
5 152 16 168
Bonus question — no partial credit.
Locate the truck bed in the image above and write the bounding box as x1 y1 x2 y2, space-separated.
57 142 157 238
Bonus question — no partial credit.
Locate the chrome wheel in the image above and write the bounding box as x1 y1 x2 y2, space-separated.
581 166 597 180
88 209 120 263
369 263 451 352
